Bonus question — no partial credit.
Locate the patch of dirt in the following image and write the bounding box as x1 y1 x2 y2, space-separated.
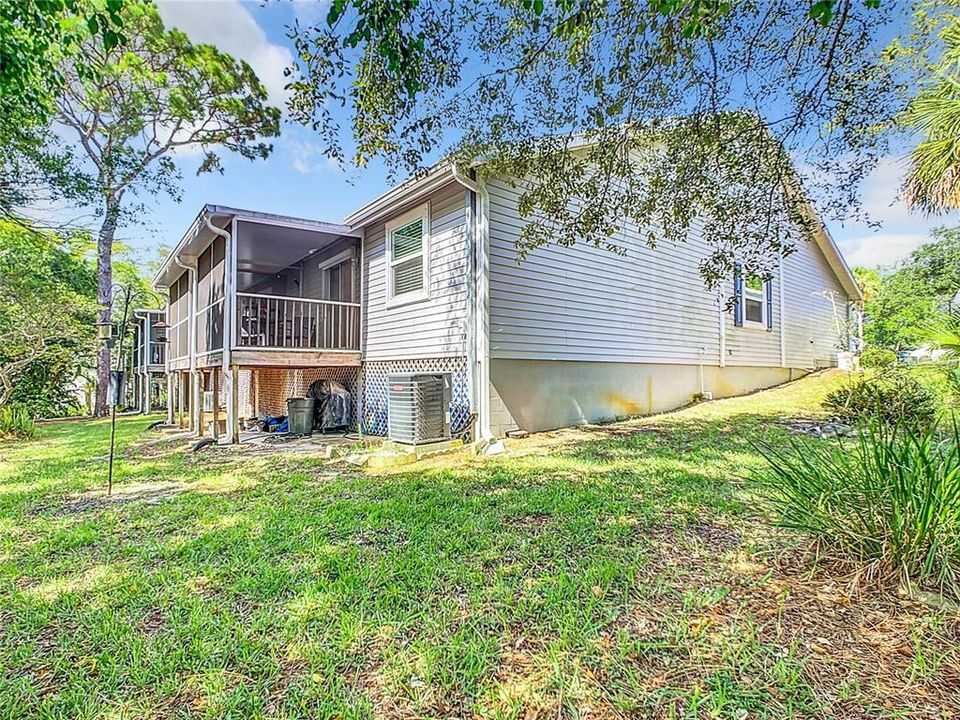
736 559 960 717
636 515 743 553
606 527 960 719
598 425 667 438
689 521 742 551
264 657 307 716
58 481 190 514
140 607 165 636
505 513 552 533
353 528 409 551
132 434 195 458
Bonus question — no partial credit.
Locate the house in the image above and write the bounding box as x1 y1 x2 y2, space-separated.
152 163 862 443
129 308 167 414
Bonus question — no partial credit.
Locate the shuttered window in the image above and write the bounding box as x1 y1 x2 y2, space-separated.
386 205 429 304
744 273 765 324
735 268 772 330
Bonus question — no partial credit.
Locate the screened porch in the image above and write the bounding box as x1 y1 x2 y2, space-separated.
234 219 361 353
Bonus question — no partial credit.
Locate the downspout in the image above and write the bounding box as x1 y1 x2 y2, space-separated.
778 250 786 368
856 300 864 352
174 254 199 434
133 311 152 414
164 308 174 426
456 174 477 442
204 215 235 444
717 293 726 368
451 165 493 444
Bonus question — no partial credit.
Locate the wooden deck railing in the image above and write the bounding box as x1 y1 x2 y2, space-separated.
148 342 166 366
236 292 360 351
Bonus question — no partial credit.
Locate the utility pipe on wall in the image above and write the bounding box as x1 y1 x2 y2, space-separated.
451 165 493 444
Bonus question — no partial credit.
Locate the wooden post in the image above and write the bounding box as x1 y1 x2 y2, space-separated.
212 370 220 442
197 371 205 438
229 365 240 441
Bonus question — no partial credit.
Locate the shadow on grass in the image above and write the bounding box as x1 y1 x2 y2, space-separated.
2 394 955 719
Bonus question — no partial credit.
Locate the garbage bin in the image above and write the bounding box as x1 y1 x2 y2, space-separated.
286 397 316 435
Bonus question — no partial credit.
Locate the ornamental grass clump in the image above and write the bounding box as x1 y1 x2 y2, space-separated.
761 417 960 597
0 403 35 439
823 370 939 428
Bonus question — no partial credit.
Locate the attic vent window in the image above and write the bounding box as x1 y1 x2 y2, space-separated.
386 203 430 306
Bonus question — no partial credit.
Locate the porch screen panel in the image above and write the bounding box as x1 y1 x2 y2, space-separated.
197 245 212 309
169 271 190 360
210 235 225 303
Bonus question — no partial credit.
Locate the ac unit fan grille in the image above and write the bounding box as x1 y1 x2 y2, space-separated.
387 373 451 445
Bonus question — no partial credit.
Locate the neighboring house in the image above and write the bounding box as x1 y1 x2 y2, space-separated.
130 308 167 414
152 163 862 443
903 344 950 364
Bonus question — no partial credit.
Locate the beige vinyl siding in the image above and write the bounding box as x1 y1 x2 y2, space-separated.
360 182 468 360
783 239 848 369
487 176 847 368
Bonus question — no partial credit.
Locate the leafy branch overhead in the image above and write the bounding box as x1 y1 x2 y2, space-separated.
288 0 903 290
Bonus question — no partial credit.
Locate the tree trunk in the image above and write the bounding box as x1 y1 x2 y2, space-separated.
93 198 120 416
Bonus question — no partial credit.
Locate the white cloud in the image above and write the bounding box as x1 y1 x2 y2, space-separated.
831 154 960 269
156 0 293 105
290 0 331 27
837 233 933 270
284 137 342 175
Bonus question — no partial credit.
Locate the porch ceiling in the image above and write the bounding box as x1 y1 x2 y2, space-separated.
153 204 361 289
235 220 355 275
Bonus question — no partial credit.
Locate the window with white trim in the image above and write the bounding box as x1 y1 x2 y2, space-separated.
742 271 767 327
386 204 429 305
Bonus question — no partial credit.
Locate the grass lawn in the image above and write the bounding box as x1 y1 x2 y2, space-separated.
1 372 957 719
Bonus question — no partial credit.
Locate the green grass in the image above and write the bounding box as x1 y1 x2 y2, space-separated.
1 372 957 719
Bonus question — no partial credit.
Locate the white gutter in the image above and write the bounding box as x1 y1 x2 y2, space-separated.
451 165 493 444
346 164 454 228
778 250 786 368
132 311 153 414
204 215 235 444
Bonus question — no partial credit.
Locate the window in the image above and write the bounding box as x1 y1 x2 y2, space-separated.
317 249 355 303
386 204 429 305
742 271 767 327
743 273 766 327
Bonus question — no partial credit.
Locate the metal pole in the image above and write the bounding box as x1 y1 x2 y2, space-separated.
107 287 133 497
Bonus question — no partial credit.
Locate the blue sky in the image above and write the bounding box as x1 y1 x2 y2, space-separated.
104 0 958 271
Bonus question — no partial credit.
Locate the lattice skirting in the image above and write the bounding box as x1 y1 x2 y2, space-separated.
359 357 470 436
238 367 360 421
185 361 467 436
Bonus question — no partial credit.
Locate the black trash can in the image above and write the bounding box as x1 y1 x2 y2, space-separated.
286 397 316 435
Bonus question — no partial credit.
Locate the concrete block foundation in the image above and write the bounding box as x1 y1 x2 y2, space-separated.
489 359 803 436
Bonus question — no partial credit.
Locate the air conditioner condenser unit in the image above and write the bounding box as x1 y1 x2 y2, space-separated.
387 373 452 445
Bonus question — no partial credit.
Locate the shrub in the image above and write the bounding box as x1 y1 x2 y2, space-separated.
760 418 960 596
0 403 36 439
823 370 938 427
859 347 897 368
